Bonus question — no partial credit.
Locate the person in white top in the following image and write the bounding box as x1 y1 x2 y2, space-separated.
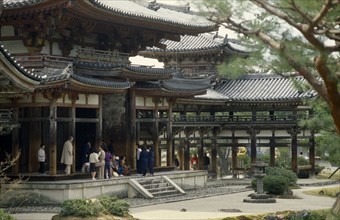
38 143 46 175
89 147 99 180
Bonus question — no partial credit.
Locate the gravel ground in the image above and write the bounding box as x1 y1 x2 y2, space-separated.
124 184 252 208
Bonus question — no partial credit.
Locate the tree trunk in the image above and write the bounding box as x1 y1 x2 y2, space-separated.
326 194 340 220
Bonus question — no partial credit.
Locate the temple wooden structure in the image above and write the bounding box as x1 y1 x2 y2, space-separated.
0 0 317 179
141 32 318 176
0 0 215 175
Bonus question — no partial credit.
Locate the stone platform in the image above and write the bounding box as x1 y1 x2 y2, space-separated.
2 170 207 203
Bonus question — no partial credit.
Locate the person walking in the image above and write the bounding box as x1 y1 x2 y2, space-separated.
97 145 106 179
104 148 113 179
140 146 149 176
89 147 99 180
203 152 210 171
81 140 91 173
147 146 154 176
38 143 46 175
136 144 142 175
190 154 198 170
61 136 73 175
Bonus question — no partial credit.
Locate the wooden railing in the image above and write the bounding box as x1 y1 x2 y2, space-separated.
172 115 304 123
0 109 12 122
136 114 310 125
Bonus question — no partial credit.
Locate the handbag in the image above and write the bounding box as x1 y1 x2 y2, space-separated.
95 161 103 167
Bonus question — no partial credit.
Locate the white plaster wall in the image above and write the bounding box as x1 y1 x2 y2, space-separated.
34 93 49 104
258 130 273 137
275 130 289 137
1 26 14 36
52 42 62 56
87 94 99 105
136 96 144 107
19 95 33 104
41 42 50 55
145 97 154 107
2 40 28 53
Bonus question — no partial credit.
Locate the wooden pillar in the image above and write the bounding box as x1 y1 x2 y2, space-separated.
211 137 217 175
154 99 160 167
231 130 238 178
28 107 41 172
288 127 300 173
198 128 205 170
247 128 259 165
166 101 173 166
269 130 275 166
309 131 316 178
178 145 184 170
11 99 19 174
70 95 76 174
183 128 192 170
49 98 57 175
95 95 103 147
128 90 136 169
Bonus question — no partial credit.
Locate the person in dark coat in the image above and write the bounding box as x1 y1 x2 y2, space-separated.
147 146 155 175
80 141 91 173
139 146 149 176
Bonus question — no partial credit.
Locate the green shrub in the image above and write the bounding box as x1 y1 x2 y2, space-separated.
99 195 129 216
60 199 104 217
286 209 328 220
0 208 15 220
266 167 297 186
263 175 288 195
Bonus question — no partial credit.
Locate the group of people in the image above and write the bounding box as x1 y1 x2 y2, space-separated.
81 141 130 180
37 136 209 178
190 152 210 170
136 144 154 176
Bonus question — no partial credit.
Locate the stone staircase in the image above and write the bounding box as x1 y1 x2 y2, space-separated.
128 176 185 199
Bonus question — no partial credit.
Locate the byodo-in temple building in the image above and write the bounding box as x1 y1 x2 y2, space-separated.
0 0 318 183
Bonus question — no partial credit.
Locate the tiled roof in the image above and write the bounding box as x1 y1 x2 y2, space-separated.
136 76 211 93
3 0 215 31
141 33 249 55
195 89 229 100
40 65 132 89
89 0 214 30
162 76 211 92
215 74 318 101
0 44 41 81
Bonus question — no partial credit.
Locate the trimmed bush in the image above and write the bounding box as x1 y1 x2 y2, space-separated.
99 195 129 217
60 199 104 217
0 208 15 220
266 167 297 186
263 175 288 195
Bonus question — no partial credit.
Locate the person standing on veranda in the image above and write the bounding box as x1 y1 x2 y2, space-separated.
97 145 106 179
89 147 99 180
38 143 46 175
61 136 73 175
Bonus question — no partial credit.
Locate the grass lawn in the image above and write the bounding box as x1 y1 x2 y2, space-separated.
303 186 340 198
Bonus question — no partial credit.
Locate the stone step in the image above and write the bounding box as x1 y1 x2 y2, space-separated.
128 175 185 199
147 186 176 193
151 189 180 197
142 182 170 189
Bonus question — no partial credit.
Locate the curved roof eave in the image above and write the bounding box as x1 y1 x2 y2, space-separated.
3 0 217 34
215 74 318 102
86 0 217 33
0 45 40 93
